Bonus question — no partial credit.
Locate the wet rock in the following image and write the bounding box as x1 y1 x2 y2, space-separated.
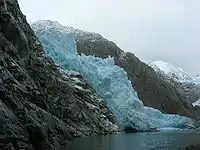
0 1 119 149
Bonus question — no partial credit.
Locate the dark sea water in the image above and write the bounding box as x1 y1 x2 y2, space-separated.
67 130 200 150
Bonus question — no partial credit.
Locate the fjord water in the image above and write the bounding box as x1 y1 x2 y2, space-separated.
67 130 200 150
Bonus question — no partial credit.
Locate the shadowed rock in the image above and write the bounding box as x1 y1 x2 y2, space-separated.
0 0 118 149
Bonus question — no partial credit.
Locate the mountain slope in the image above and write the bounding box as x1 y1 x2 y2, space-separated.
150 60 191 81
32 20 193 116
149 61 200 104
0 1 117 149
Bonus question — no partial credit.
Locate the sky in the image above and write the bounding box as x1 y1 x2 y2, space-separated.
18 0 200 76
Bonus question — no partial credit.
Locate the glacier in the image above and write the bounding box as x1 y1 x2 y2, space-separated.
32 21 195 131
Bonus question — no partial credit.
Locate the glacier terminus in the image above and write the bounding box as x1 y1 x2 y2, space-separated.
32 20 195 131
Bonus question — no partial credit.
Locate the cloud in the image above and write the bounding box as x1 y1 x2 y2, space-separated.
18 0 200 76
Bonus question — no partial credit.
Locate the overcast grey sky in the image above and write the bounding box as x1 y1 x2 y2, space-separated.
18 0 200 76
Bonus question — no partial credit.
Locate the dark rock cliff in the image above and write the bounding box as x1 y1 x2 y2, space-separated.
0 0 117 149
75 31 192 116
180 83 200 103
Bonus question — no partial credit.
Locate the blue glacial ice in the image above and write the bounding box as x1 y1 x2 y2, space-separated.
185 77 200 85
33 24 195 131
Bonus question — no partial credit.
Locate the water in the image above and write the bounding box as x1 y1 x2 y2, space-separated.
67 130 200 150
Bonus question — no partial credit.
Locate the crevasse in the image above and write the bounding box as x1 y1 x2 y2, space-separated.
33 24 195 131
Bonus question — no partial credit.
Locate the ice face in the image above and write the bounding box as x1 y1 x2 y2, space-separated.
33 23 195 131
34 24 77 56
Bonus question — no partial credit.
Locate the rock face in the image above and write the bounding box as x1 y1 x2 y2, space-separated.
0 1 118 149
149 60 200 104
149 60 192 81
74 30 192 116
146 62 200 108
179 83 200 104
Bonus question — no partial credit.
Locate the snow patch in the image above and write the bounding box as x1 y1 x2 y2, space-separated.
149 60 191 81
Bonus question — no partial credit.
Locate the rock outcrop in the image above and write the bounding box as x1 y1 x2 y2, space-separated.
179 83 200 104
148 60 200 105
0 0 118 149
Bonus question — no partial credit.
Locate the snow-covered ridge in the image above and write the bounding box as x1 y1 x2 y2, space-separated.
31 20 103 42
31 20 75 33
149 60 192 81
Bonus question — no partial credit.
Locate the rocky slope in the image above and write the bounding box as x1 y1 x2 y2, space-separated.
179 83 200 104
149 61 200 104
0 1 118 149
182 75 200 104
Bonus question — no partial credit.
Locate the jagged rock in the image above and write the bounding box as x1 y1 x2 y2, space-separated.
0 0 118 149
148 60 200 105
